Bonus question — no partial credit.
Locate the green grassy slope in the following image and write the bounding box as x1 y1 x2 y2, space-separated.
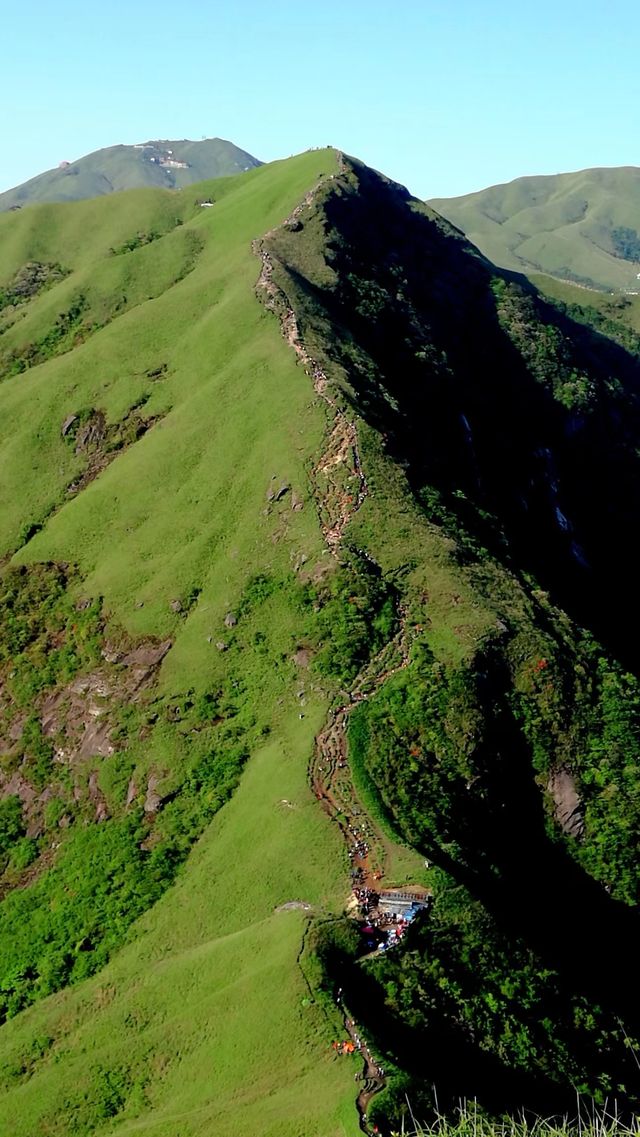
429 166 640 290
0 138 261 212
1 155 328 631
5 147 640 1137
0 149 362 1135
0 713 354 1137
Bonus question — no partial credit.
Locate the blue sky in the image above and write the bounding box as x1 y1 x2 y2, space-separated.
3 0 640 199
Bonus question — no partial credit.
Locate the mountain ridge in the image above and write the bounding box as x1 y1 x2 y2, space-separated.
429 164 640 291
2 151 640 1134
0 137 262 212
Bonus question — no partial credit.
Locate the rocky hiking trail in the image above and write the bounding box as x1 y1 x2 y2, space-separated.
310 613 417 1131
255 160 422 1133
253 156 367 557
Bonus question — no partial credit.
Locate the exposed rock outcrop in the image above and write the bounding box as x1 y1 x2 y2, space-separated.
547 768 585 839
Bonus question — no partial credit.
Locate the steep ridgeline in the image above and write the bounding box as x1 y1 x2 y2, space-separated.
2 149 640 1137
429 165 640 292
261 157 640 1127
0 137 261 211
269 158 640 673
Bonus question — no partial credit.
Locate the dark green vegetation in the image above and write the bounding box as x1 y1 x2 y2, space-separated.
0 561 253 1020
2 148 640 1137
272 159 640 671
311 555 397 687
262 158 640 1127
430 166 640 291
0 137 261 212
529 273 640 351
0 261 69 312
611 225 640 262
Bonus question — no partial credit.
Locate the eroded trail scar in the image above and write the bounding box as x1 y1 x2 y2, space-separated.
253 159 410 1134
310 610 412 889
253 159 366 555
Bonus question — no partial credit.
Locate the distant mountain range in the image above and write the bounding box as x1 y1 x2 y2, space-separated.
0 138 262 211
430 166 640 291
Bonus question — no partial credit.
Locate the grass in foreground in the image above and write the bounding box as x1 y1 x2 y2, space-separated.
394 1105 640 1137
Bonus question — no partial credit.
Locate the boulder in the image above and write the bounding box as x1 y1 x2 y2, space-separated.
547 768 585 839
75 411 106 454
144 774 163 814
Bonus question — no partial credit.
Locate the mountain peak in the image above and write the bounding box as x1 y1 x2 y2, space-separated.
0 137 262 212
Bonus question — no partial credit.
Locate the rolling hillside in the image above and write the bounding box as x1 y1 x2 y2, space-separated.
0 138 261 212
2 151 640 1136
430 166 640 291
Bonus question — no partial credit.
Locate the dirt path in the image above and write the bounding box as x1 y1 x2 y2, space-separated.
310 611 412 887
311 619 415 1133
254 160 414 1134
253 157 366 557
344 1014 387 1133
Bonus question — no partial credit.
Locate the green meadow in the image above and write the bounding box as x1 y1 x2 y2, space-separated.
0 710 357 1136
0 150 364 1134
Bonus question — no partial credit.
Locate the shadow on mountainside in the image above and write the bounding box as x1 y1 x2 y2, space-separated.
270 156 640 675
263 160 640 1122
342 650 640 1120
